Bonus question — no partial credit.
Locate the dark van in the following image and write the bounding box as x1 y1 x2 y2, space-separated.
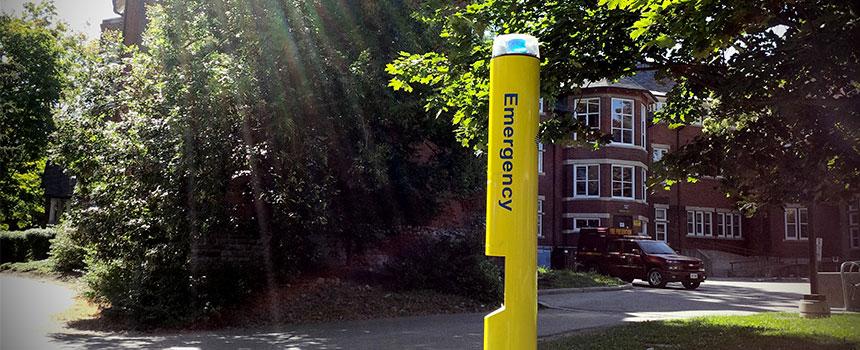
576 228 706 289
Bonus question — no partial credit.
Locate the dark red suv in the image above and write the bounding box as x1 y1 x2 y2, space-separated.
576 228 706 289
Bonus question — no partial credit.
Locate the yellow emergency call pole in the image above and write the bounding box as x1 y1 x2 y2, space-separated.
484 34 540 350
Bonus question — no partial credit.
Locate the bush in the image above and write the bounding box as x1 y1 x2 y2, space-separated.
49 225 87 274
83 253 195 327
0 228 56 263
383 228 502 304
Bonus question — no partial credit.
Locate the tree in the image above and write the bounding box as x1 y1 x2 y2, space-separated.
53 0 484 326
0 2 70 229
388 0 860 208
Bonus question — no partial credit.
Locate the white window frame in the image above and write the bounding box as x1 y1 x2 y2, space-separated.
728 213 738 237
695 211 704 236
655 208 668 242
687 211 695 236
687 209 713 237
717 213 726 238
703 212 712 236
574 164 600 198
848 198 859 249
573 218 601 233
538 143 545 174
653 147 669 162
640 104 646 146
611 98 634 145
538 199 545 238
611 165 634 199
641 168 647 202
784 207 809 240
574 98 601 130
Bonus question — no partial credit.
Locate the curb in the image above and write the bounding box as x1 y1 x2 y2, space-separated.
538 283 633 296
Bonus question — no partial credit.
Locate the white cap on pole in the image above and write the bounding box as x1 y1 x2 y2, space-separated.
491 34 540 58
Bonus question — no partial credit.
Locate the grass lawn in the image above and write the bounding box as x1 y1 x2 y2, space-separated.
540 312 860 350
538 269 624 289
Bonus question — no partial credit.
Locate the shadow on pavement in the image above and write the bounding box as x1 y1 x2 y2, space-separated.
50 330 339 350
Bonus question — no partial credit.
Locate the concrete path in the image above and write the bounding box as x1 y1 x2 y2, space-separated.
1 274 78 350
0 274 809 349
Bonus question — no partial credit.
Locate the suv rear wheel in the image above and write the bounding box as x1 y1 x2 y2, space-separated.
647 269 667 288
682 281 701 290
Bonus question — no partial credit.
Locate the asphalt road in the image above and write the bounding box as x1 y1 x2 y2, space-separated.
0 275 809 350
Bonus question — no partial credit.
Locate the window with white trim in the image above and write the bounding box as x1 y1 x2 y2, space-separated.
732 214 741 238
641 104 646 146
655 208 668 242
687 211 695 236
574 165 599 197
573 218 601 233
611 165 634 199
641 168 647 202
848 197 859 248
611 98 634 144
687 209 713 237
716 212 742 238
574 98 600 130
538 143 545 174
716 213 725 237
704 212 712 236
785 207 809 240
653 147 669 162
696 212 704 236
538 199 544 238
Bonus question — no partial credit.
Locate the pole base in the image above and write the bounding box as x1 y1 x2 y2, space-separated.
799 294 831 318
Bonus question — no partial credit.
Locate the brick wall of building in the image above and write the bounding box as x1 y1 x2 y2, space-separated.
538 76 858 273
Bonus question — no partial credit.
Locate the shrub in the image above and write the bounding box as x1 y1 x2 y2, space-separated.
0 228 56 263
383 228 502 304
83 253 195 327
49 225 87 274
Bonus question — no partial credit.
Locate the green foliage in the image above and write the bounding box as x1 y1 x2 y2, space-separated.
540 312 860 350
538 269 624 289
0 159 46 230
48 224 86 274
383 228 502 304
0 2 72 229
388 0 641 152
393 0 860 208
52 0 483 326
0 227 57 263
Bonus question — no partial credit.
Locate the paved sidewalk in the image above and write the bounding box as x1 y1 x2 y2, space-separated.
1 274 809 350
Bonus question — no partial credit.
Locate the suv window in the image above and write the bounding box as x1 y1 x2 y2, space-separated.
623 241 639 254
607 240 622 253
638 240 677 255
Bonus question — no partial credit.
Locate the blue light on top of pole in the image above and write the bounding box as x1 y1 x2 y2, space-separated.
492 34 540 58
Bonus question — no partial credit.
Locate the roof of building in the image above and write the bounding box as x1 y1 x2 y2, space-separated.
582 76 652 91
627 70 675 95
41 164 75 199
577 71 676 98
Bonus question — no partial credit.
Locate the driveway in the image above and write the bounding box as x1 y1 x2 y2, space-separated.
1 274 808 349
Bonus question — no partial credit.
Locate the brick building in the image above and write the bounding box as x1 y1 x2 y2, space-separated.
538 72 860 276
